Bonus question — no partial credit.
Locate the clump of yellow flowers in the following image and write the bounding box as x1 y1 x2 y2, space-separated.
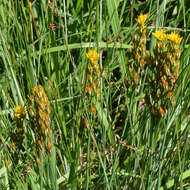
86 49 100 64
151 29 182 116
85 49 100 100
11 85 53 166
10 105 26 163
137 13 148 26
152 29 167 41
127 13 183 117
14 105 26 120
83 49 101 128
167 32 182 44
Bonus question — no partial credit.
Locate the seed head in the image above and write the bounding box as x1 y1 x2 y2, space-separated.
49 23 56 31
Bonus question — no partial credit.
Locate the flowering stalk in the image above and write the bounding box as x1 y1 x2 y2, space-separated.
128 13 148 93
128 14 183 117
9 105 26 163
28 85 53 167
86 49 101 100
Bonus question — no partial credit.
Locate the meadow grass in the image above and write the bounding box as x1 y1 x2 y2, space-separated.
0 0 190 189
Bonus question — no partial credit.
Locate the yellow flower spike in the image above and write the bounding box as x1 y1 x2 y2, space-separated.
14 105 26 120
86 49 100 63
152 29 167 41
137 13 148 25
29 85 51 136
167 32 182 44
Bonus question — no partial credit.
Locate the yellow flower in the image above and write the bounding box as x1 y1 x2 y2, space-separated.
86 49 100 63
93 62 100 73
29 85 51 135
96 89 100 99
14 105 26 120
159 105 166 117
152 29 167 41
137 13 148 25
85 85 92 95
88 74 93 83
90 104 96 115
167 32 182 44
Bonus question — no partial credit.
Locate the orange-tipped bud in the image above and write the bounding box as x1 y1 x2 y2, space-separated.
4 158 9 169
90 104 96 115
159 106 166 117
47 137 52 154
133 70 138 83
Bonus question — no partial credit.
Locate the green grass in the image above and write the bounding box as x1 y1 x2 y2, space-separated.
0 0 190 189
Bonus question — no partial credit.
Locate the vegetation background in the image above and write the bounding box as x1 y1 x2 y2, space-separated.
0 0 190 189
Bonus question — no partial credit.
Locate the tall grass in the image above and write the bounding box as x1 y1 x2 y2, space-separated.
0 0 190 189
